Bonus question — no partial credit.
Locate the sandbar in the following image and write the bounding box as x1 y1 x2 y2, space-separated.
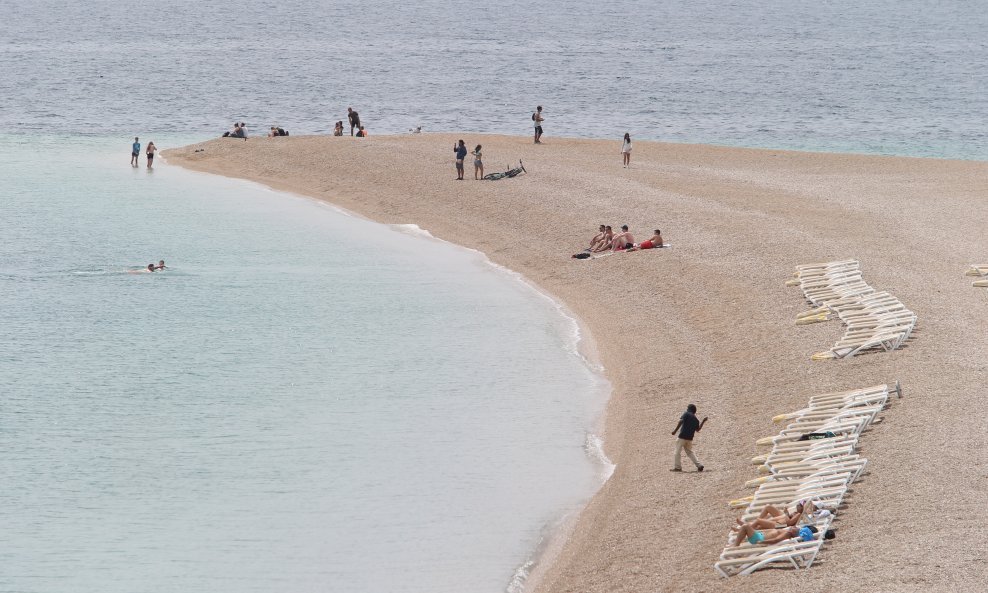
165 134 988 592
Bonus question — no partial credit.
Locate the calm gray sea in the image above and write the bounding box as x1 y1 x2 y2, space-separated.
2 0 986 157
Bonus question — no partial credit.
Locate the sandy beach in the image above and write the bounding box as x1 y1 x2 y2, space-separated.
165 134 988 593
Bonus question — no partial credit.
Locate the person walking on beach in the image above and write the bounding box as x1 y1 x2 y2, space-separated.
348 107 361 136
622 133 632 167
131 137 141 167
145 142 156 169
532 106 544 144
472 144 484 180
454 139 468 180
671 404 707 472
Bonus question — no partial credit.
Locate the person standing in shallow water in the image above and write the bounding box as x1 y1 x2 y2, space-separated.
145 142 156 169
348 107 360 136
671 404 707 472
131 137 140 167
622 133 632 167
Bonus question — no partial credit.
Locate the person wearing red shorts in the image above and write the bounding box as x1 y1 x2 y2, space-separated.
629 229 664 251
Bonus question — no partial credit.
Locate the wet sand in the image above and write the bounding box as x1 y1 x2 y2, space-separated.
165 134 988 593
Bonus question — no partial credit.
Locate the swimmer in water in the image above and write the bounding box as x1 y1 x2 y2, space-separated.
147 264 156 272
155 260 166 270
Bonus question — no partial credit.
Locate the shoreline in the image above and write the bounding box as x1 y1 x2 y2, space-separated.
165 133 988 592
162 157 615 593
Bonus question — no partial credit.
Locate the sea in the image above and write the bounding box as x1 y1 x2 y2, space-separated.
1 1 985 592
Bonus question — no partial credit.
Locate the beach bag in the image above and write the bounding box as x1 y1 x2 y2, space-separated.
797 431 837 441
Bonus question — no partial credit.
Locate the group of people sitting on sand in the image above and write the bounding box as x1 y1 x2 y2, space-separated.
729 500 835 547
223 108 372 140
572 225 664 258
222 122 248 139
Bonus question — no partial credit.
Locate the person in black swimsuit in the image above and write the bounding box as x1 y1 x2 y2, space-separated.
347 107 361 136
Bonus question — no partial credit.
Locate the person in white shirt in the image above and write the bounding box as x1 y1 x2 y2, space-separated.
533 106 544 144
622 133 632 167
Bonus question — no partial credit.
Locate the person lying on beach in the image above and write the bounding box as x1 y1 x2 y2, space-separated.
730 523 800 547
611 225 635 251
626 229 664 251
737 503 806 530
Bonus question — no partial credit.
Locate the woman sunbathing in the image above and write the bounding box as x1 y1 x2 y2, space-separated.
731 523 800 547
741 502 806 530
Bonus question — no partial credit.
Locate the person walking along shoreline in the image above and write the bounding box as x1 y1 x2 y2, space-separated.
671 404 707 472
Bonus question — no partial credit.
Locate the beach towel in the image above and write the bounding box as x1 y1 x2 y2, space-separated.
571 245 672 260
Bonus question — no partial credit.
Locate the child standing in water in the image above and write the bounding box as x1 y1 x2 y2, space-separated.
472 145 483 180
146 142 156 169
621 133 632 167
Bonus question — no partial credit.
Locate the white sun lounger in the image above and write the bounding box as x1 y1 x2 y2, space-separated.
717 382 898 577
716 516 834 577
789 261 916 359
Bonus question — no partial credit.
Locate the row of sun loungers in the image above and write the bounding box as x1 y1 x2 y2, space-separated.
787 260 916 360
714 382 901 577
966 265 988 287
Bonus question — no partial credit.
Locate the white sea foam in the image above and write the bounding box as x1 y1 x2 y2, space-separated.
389 223 437 239
506 556 536 593
585 432 615 481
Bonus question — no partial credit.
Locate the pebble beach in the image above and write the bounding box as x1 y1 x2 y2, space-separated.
165 134 988 592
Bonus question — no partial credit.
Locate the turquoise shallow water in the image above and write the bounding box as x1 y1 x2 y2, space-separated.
0 136 608 593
